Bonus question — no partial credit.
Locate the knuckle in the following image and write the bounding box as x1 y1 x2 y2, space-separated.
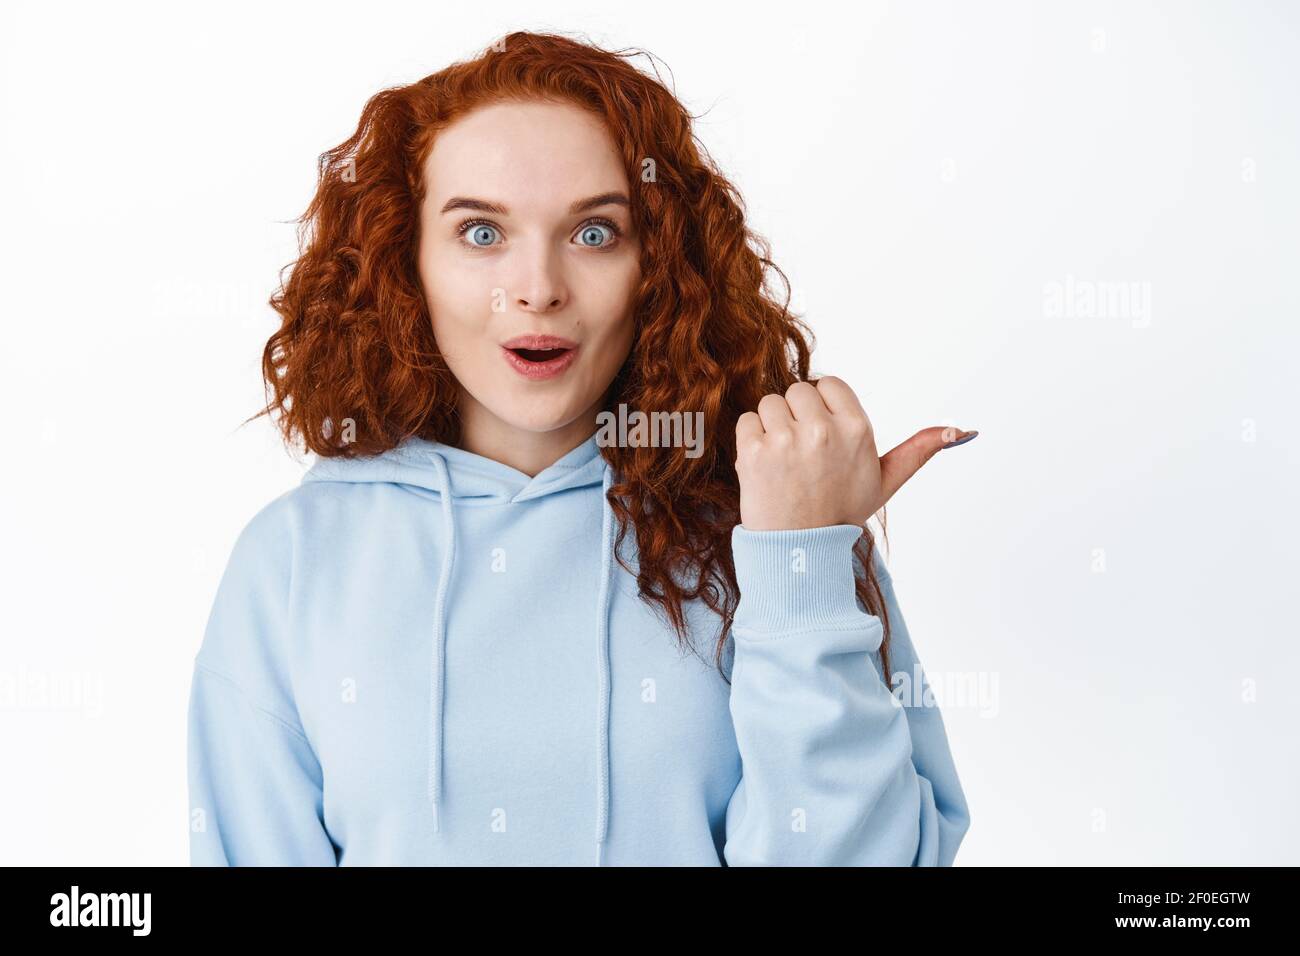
806 422 830 445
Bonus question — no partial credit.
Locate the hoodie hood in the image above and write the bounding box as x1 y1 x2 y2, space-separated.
302 431 619 864
303 432 610 504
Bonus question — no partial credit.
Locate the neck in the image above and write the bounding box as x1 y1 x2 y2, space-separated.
455 388 607 478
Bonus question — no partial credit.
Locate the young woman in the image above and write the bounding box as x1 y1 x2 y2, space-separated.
187 30 978 867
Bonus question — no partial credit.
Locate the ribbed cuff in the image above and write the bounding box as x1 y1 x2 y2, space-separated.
730 523 868 635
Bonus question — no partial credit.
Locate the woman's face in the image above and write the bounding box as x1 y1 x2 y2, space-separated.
417 98 641 463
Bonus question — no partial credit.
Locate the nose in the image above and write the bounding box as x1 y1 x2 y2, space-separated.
513 241 568 313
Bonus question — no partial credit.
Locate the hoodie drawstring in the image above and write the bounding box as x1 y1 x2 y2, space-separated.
425 452 617 867
594 461 615 866
427 452 457 834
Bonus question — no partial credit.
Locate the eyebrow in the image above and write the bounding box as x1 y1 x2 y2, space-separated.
439 192 631 216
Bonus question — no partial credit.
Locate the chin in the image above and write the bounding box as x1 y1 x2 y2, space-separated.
485 397 585 435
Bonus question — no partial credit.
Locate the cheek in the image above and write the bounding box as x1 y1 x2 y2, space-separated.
608 263 640 351
421 253 488 334
585 290 634 351
589 307 636 378
591 257 640 324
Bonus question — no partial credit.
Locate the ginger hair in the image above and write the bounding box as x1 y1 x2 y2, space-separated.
257 30 894 682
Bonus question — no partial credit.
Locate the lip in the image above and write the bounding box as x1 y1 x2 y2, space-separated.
500 335 580 381
500 333 579 350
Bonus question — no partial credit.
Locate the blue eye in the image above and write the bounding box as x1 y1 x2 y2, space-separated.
463 223 499 247
576 223 613 247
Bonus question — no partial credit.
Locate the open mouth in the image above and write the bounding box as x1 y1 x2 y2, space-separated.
501 341 579 379
509 347 570 363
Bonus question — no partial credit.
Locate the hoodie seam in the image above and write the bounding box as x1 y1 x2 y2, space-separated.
193 661 311 743
729 616 885 642
386 441 597 475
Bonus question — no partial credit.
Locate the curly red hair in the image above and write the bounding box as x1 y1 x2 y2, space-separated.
258 30 895 683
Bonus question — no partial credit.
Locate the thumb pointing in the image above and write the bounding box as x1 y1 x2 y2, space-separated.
878 426 978 505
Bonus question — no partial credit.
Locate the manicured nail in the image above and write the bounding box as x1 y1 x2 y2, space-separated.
942 429 979 449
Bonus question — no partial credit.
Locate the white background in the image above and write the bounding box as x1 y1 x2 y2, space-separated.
1 0 1296 865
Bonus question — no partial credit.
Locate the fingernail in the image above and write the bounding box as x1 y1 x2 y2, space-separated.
942 429 979 449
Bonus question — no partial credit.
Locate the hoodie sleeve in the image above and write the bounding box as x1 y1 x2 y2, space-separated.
722 523 971 866
186 498 338 866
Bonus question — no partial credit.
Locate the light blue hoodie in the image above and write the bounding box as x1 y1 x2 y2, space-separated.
187 430 970 866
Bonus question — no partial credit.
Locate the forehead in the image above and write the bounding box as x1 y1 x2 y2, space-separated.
423 100 628 211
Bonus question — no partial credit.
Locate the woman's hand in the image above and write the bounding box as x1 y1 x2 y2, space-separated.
734 376 977 531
